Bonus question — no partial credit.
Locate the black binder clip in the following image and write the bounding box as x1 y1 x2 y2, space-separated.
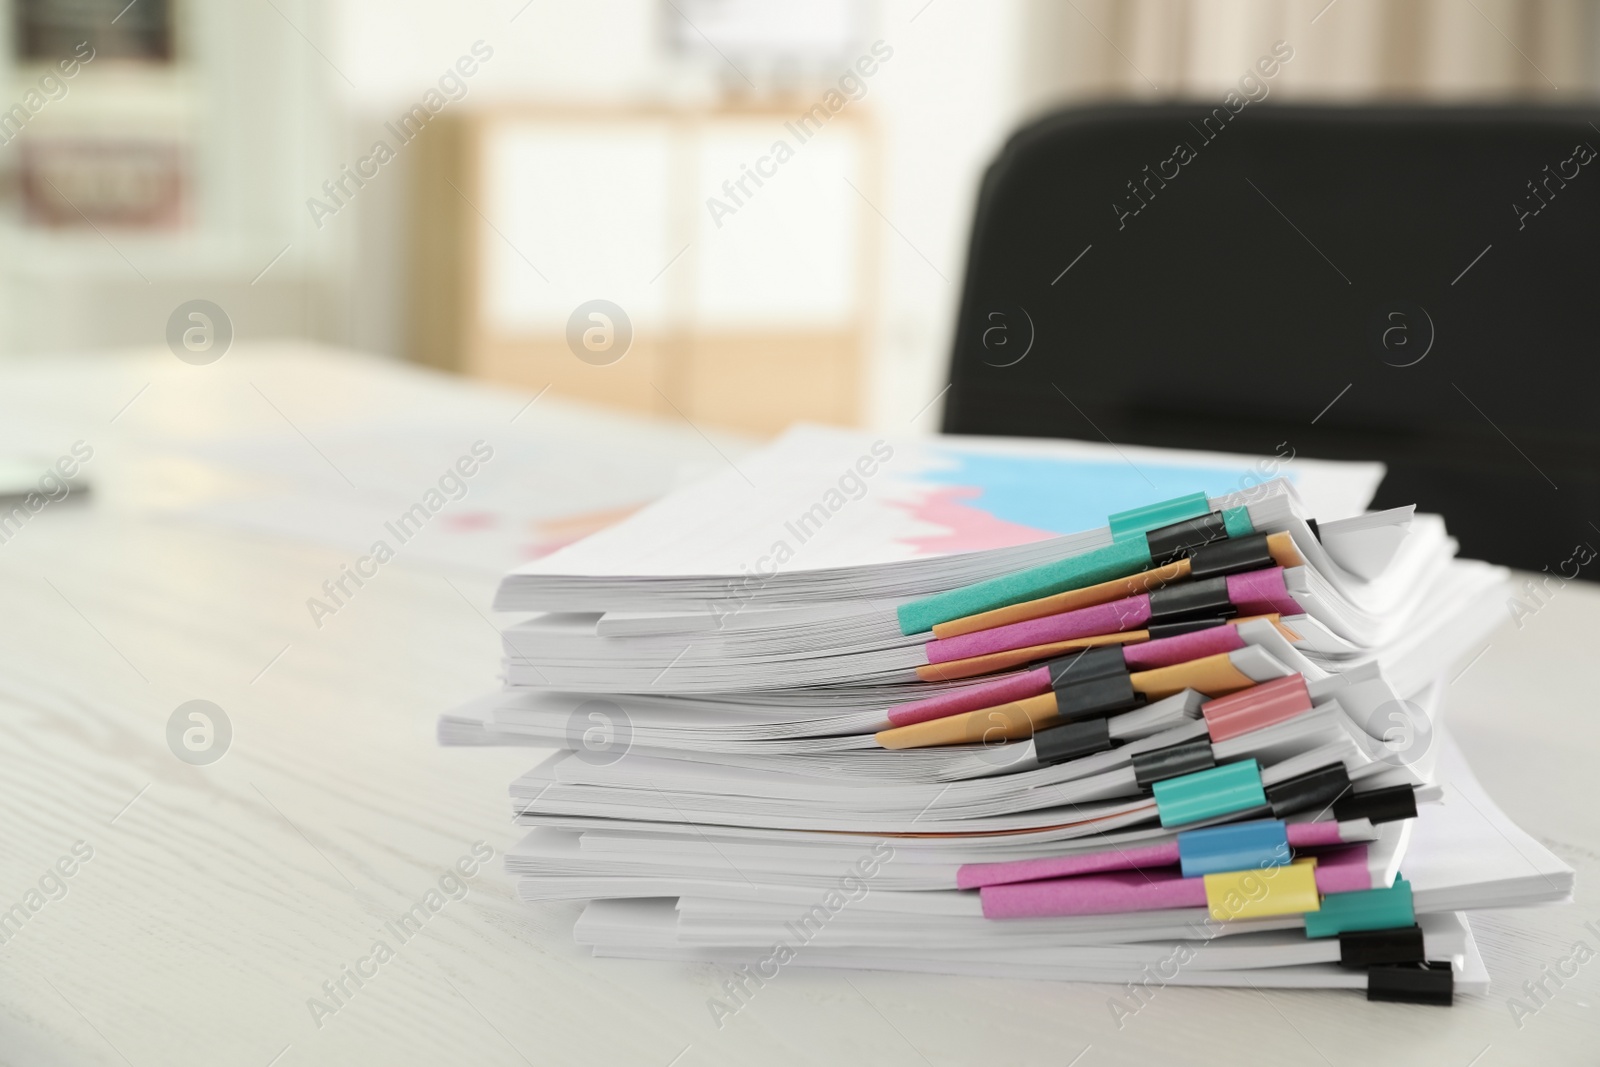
1045 649 1143 721
1187 533 1276 581
1147 576 1236 625
1339 925 1425 968
1265 763 1350 819
1145 615 1232 640
1033 718 1113 766
1366 961 1453 1006
1131 736 1216 790
1332 784 1418 825
1044 646 1127 689
1145 510 1230 565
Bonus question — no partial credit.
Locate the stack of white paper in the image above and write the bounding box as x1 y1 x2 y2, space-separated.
441 426 1571 1002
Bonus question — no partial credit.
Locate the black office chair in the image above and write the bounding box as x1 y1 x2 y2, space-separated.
942 103 1600 575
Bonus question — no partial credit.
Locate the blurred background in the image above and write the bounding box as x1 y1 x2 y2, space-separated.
2 0 1597 433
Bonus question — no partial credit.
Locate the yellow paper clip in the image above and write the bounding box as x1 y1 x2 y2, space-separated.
1203 857 1321 922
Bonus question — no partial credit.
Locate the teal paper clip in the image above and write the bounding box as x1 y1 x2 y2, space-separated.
1108 493 1211 541
896 536 1150 636
1152 759 1266 828
1304 877 1415 939
1221 506 1254 538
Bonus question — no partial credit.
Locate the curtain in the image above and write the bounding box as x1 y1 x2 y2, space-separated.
1021 0 1597 107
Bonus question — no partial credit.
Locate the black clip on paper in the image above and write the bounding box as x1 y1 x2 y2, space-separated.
1034 718 1113 767
1332 784 1418 825
1045 647 1144 722
1188 533 1275 581
1367 961 1453 1006
1131 737 1217 790
1265 763 1351 819
1145 511 1231 566
1145 615 1233 640
1044 646 1127 690
1339 925 1426 968
1147 576 1236 625
1054 673 1144 721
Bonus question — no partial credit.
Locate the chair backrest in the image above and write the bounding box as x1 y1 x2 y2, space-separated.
942 102 1600 575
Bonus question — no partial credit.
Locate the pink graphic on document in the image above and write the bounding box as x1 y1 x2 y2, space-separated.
891 485 1056 556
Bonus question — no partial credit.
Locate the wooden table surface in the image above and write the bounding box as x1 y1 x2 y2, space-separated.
1 346 1594 1067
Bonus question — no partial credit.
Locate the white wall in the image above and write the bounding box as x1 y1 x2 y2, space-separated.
861 0 1033 429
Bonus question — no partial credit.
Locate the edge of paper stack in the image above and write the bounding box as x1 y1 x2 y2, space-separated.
440 427 1574 1007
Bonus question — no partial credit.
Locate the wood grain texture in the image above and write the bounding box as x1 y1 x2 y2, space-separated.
0 346 1594 1066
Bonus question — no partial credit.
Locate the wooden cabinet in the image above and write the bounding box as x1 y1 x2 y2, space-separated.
408 106 876 433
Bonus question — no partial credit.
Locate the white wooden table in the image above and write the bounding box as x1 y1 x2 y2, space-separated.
0 346 1594 1066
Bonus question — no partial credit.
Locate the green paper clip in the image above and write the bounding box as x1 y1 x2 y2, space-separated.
1152 759 1266 828
896 536 1151 635
1221 506 1254 538
1108 493 1211 541
1304 877 1415 939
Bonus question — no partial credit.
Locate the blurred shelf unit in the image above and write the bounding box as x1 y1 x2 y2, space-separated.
14 0 174 61
2 0 192 237
409 105 878 434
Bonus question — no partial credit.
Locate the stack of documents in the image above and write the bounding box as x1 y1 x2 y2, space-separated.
442 426 1573 1004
